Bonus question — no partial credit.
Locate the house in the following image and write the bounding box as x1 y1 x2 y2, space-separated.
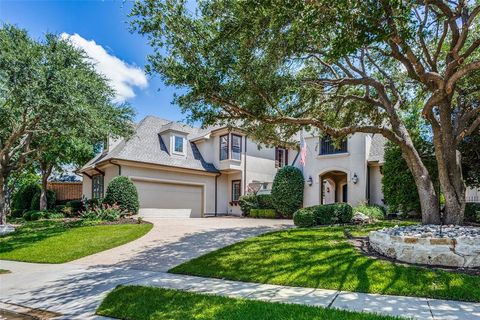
79 116 297 217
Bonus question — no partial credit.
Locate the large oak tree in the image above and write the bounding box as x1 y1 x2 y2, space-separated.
131 0 480 225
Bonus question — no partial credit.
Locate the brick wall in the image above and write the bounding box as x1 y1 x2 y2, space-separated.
47 182 82 201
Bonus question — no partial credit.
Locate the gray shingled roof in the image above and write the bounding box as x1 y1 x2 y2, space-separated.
368 134 386 163
81 116 219 173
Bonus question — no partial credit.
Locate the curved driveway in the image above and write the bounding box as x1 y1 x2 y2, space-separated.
0 217 292 319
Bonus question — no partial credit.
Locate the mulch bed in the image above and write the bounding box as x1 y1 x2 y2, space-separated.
344 229 480 276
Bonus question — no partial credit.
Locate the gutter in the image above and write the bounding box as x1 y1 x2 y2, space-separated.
109 159 122 176
214 172 222 216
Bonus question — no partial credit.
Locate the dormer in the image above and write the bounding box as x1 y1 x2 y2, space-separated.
159 122 190 157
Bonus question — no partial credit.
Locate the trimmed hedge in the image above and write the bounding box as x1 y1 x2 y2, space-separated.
271 166 304 218
256 194 273 209
293 203 354 227
466 203 480 223
103 176 139 214
293 208 316 227
250 209 276 219
239 195 258 216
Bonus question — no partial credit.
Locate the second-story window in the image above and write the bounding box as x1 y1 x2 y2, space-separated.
319 135 348 155
275 147 288 168
173 135 184 154
220 134 229 160
231 134 242 160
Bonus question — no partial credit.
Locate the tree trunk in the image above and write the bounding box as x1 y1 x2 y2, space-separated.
39 162 53 211
0 175 7 225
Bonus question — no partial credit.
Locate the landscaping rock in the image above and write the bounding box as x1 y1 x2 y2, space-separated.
0 224 15 236
369 225 480 268
352 212 372 224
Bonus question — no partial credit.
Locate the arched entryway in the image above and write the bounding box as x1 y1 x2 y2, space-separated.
320 170 348 204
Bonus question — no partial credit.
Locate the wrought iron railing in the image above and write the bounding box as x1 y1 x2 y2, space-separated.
319 137 348 155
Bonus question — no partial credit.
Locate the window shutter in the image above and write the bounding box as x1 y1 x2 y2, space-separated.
275 148 279 168
285 150 289 165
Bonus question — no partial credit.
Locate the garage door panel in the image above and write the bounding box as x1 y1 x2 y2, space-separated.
133 180 203 218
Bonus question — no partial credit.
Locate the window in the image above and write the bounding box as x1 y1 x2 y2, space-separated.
173 136 184 154
232 180 241 202
275 147 288 168
231 134 242 160
220 134 229 160
319 135 348 155
92 175 104 199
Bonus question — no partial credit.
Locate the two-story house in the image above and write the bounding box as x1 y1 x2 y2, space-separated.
79 116 296 217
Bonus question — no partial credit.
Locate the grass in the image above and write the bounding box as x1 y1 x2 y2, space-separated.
0 269 10 274
97 285 402 320
0 220 152 263
170 221 480 302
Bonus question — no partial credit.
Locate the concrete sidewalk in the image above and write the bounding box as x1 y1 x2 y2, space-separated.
131 272 480 320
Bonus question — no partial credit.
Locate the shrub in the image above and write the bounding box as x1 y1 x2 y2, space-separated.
334 203 353 223
23 210 45 221
256 194 273 209
86 198 103 210
354 203 385 220
250 209 276 219
66 200 84 213
293 208 316 227
271 166 304 218
239 195 258 216
313 205 337 225
82 204 125 221
30 189 56 210
103 177 139 214
12 183 41 213
465 203 480 223
46 212 65 219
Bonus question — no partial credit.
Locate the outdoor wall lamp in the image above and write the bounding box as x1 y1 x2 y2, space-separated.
307 176 313 186
352 173 359 184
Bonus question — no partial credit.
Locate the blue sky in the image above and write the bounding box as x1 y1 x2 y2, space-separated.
0 0 188 123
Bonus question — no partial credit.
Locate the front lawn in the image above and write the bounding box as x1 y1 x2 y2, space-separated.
0 220 152 263
97 285 401 320
170 221 480 302
0 269 10 274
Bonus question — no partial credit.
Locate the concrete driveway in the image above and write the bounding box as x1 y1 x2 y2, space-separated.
0 217 292 319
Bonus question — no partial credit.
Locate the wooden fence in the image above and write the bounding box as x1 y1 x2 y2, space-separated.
47 182 82 201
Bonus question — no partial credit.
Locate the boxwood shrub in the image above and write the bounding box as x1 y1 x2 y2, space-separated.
103 176 139 214
256 194 273 209
314 205 338 225
293 208 316 227
271 166 304 218
239 195 258 216
250 209 276 219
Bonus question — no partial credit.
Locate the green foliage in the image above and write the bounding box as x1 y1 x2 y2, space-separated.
82 204 125 221
334 203 354 223
250 209 276 219
271 166 304 218
103 177 139 214
293 208 316 227
354 203 385 220
30 190 56 210
382 141 438 213
460 132 480 188
12 183 40 213
256 194 273 209
313 205 338 225
66 200 84 213
465 203 480 223
238 195 258 216
23 210 64 221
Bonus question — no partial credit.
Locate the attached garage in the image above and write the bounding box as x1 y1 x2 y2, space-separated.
132 178 204 218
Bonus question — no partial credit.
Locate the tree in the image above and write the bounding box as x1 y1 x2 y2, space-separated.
131 0 480 225
0 25 134 223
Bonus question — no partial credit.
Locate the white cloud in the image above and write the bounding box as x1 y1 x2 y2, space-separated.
60 33 148 103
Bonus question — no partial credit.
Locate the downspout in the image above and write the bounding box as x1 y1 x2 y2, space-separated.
215 172 221 216
109 159 122 176
243 136 247 194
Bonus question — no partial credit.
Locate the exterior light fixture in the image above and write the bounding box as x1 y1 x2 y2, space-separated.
352 173 359 184
307 176 313 186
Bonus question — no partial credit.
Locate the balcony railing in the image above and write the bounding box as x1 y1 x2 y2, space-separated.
319 137 348 155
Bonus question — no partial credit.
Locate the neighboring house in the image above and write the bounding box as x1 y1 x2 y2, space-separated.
299 132 386 208
79 116 296 217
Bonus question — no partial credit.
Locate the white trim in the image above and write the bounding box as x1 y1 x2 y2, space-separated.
316 152 350 159
129 175 206 217
171 135 186 156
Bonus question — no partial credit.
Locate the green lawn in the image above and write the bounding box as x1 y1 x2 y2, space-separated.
0 220 152 263
0 269 10 274
97 285 401 320
170 221 480 302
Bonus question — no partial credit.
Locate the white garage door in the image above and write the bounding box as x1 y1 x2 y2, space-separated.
133 180 203 218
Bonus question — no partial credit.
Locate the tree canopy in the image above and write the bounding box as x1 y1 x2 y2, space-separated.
131 0 480 225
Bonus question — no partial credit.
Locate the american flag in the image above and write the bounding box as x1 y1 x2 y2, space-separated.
299 130 307 167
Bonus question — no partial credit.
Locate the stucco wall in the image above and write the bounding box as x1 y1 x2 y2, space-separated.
369 165 384 206
302 133 368 207
81 175 92 199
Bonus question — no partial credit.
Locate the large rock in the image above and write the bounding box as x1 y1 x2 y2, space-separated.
0 224 15 236
352 212 373 224
369 225 480 268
